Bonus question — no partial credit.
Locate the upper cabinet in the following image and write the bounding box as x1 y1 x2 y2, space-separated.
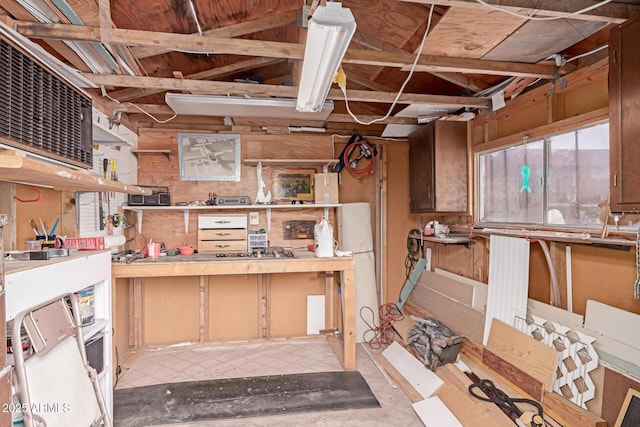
609 15 640 212
408 121 468 213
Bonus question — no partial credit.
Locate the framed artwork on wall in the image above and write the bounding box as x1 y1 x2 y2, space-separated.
273 168 315 202
177 133 241 181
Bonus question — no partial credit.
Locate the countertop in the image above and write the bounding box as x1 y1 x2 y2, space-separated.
4 249 109 274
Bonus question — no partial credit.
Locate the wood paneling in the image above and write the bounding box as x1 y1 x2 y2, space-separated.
208 274 260 340
142 276 200 345
268 272 325 337
114 278 131 366
570 244 639 315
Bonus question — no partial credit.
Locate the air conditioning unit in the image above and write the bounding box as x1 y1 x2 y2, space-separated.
0 36 93 168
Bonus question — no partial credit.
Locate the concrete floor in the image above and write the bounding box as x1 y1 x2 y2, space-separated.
115 338 423 426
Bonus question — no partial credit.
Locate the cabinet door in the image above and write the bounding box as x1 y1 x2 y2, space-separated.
609 16 640 211
409 123 436 212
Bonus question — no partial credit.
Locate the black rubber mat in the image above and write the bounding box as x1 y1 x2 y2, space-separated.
113 371 380 426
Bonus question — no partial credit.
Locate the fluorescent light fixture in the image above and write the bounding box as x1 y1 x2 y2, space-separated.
165 93 334 120
296 2 356 113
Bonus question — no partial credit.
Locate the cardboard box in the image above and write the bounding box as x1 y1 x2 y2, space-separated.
314 173 339 204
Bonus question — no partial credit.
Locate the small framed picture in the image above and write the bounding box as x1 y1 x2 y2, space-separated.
178 133 241 181
273 168 315 202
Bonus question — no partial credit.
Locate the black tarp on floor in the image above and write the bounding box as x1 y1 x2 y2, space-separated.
114 371 380 426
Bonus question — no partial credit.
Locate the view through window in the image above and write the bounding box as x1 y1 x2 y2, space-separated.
479 122 610 228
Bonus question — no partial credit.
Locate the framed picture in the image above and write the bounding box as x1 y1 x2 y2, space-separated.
273 168 315 201
178 133 241 181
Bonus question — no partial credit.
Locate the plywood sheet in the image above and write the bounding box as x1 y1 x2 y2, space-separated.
208 274 260 340
269 273 324 338
433 268 488 311
584 300 640 348
486 319 560 393
143 276 200 345
422 7 524 59
602 365 640 426
484 19 607 63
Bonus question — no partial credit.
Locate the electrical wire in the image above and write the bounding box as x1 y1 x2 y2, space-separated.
339 4 436 126
468 379 545 424
360 303 405 349
341 137 376 177
101 86 178 124
473 0 613 21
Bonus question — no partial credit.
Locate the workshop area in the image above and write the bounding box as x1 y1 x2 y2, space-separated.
1 1 640 426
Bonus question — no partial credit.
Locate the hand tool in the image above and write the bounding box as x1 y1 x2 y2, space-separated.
50 216 60 235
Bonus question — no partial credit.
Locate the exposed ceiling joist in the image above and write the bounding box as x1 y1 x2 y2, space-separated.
130 9 299 59
14 21 558 78
84 73 491 109
109 57 284 101
397 0 640 23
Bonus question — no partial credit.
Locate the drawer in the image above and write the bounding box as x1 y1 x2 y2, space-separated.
198 240 248 253
199 229 247 241
198 214 247 229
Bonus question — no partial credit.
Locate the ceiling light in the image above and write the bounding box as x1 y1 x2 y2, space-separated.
165 93 334 120
296 2 356 113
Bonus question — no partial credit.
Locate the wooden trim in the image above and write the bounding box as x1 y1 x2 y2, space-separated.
474 106 609 153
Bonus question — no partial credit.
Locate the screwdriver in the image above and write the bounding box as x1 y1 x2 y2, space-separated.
103 158 109 179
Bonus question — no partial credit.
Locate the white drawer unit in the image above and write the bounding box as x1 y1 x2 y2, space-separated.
198 214 248 253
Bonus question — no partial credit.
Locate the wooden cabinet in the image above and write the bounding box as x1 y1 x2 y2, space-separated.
609 15 640 212
197 214 248 253
408 121 468 213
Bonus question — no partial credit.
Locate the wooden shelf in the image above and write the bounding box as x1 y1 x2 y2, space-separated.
123 203 341 233
422 235 474 245
243 159 338 166
0 152 152 195
131 149 172 160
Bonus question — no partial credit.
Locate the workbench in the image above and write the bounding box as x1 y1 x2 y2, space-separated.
111 252 357 370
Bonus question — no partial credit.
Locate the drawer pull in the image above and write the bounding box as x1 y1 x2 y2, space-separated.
216 232 231 236
215 244 231 248
215 220 231 224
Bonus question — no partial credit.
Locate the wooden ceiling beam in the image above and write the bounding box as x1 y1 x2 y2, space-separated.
15 21 557 78
83 73 491 109
397 0 640 24
109 57 285 101
131 10 299 59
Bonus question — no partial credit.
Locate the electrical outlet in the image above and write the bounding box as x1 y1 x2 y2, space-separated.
249 211 259 225
301 5 311 28
0 214 7 226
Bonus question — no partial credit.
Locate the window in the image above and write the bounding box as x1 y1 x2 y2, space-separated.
478 122 609 227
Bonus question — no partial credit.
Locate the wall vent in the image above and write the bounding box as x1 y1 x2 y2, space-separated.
0 38 92 168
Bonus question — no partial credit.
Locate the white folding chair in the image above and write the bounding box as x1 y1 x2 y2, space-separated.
11 293 112 427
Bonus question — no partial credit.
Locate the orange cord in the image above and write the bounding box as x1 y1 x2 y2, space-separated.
360 303 404 349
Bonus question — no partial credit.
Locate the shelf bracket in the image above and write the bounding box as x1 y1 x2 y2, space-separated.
266 208 272 232
182 209 190 234
136 210 143 233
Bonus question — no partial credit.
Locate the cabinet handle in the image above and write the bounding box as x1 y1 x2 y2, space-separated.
613 173 617 188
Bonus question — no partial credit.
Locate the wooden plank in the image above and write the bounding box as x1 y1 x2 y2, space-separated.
412 396 463 427
418 269 474 307
370 349 423 403
382 341 444 399
434 268 487 311
0 152 152 195
15 21 557 78
543 390 607 427
485 319 560 393
483 348 544 400
407 284 485 344
434 365 514 426
527 298 584 328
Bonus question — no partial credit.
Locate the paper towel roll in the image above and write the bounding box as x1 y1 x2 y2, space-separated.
104 235 126 249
